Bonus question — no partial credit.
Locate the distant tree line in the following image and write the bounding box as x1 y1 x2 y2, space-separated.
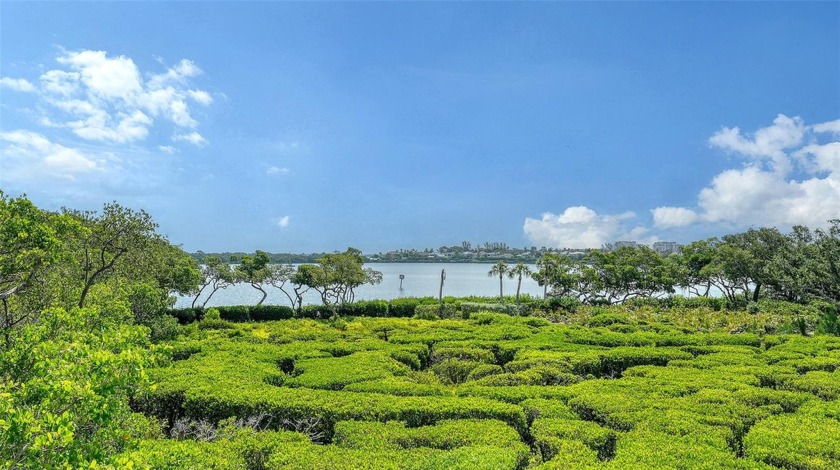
529 223 839 307
192 242 594 265
191 251 328 264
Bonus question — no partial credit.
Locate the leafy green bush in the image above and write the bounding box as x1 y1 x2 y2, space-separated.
415 304 457 319
784 370 840 400
249 305 295 321
466 364 504 381
149 313 181 342
0 307 152 468
432 359 482 385
298 305 333 319
538 296 582 313
519 399 578 422
433 346 495 364
744 414 840 470
217 305 251 322
473 366 580 387
461 302 525 317
333 419 525 453
532 418 616 460
534 438 599 468
390 350 423 370
266 443 527 469
815 301 840 336
337 300 390 317
388 298 428 317
608 429 767 469
199 318 236 330
285 352 411 390
586 312 632 327
168 307 204 324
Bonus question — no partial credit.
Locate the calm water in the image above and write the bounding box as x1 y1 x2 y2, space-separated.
177 263 545 308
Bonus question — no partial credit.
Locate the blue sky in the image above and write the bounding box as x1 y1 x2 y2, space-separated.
1 2 838 252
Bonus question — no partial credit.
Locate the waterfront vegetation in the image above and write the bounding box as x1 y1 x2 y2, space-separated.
2 192 840 468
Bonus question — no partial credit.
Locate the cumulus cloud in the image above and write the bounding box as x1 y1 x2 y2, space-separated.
795 142 840 175
812 119 840 136
28 49 212 145
708 114 806 173
651 207 700 228
173 132 207 147
0 48 218 202
654 114 840 230
0 77 36 92
523 206 638 248
266 166 289 175
277 216 290 228
57 50 143 100
0 130 98 179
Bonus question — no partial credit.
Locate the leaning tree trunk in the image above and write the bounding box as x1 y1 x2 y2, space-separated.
252 283 267 306
516 275 522 304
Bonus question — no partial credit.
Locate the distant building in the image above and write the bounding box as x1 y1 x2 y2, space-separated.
653 241 680 255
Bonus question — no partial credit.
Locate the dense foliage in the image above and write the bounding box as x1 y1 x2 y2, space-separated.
0 193 200 467
126 307 840 469
2 192 839 468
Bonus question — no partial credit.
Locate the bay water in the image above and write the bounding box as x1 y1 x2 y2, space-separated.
177 262 544 308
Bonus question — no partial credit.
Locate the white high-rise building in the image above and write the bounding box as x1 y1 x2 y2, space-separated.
653 241 680 255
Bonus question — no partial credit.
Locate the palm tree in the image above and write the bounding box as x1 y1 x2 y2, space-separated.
508 263 533 304
488 261 509 302
535 253 560 299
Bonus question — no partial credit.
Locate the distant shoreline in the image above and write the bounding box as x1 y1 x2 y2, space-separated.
189 250 590 265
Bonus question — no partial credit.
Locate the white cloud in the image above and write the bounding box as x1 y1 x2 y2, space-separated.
0 77 35 92
57 50 143 100
795 142 840 175
173 131 207 147
167 99 198 128
70 109 152 143
266 166 289 175
23 49 213 144
523 206 637 248
709 114 805 173
147 59 202 90
651 207 700 228
656 115 840 230
39 70 80 96
813 119 840 135
188 89 213 106
0 49 217 202
0 130 98 179
277 216 290 228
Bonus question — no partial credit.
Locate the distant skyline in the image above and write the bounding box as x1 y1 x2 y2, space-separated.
1 2 838 252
